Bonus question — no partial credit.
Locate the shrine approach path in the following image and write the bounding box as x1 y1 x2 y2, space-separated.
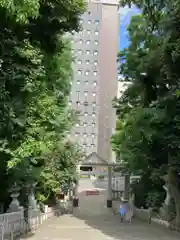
22 178 180 240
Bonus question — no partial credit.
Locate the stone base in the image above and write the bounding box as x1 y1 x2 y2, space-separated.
107 199 112 208
159 204 170 221
8 205 23 213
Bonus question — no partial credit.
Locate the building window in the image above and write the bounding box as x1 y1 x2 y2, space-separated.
76 110 81 116
75 132 79 137
86 60 90 64
83 122 87 127
86 40 90 44
83 143 86 148
84 112 88 116
84 80 88 85
92 92 96 97
92 133 95 138
79 39 83 44
93 71 97 76
92 122 95 127
88 11 91 15
93 81 97 86
68 101 72 106
78 49 82 54
92 112 96 117
94 61 98 66
83 133 87 138
86 50 90 55
77 70 82 75
94 51 98 56
95 31 99 35
92 102 96 107
95 40 99 45
85 70 90 76
87 30 91 35
88 20 91 24
76 123 80 127
95 20 99 24
76 90 80 99
77 60 82 64
84 102 88 106
84 91 88 96
76 101 80 106
77 80 80 84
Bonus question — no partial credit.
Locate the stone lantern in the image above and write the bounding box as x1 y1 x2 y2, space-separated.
8 183 23 212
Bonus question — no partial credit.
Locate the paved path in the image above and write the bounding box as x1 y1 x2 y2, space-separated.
23 179 180 240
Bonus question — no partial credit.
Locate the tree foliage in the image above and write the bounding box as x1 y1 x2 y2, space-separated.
112 0 180 226
0 0 85 210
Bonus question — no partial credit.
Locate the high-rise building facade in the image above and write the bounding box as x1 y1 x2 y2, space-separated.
69 0 120 162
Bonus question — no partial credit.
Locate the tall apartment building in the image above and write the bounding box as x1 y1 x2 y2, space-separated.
69 0 120 162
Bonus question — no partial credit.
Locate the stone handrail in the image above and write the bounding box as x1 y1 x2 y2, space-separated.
0 210 24 223
0 206 54 239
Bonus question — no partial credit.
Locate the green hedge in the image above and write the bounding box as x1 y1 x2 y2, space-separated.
98 174 105 179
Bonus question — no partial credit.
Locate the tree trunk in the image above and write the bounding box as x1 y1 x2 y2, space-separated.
168 167 180 228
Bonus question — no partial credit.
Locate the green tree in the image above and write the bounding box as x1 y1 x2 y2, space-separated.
112 1 180 227
0 0 85 211
0 0 85 23
37 141 83 203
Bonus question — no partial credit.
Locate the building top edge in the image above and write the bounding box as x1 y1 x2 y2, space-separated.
87 0 119 5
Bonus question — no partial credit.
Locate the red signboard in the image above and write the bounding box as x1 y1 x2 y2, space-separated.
86 190 99 196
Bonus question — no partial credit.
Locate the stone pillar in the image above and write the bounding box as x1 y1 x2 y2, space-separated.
8 183 23 212
124 173 130 200
107 166 112 208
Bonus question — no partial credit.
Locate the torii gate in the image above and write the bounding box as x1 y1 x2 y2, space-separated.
76 152 130 208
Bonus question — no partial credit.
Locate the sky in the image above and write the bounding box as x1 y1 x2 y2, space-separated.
119 5 140 50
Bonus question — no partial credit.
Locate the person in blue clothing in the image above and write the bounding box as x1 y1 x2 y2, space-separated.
119 201 127 222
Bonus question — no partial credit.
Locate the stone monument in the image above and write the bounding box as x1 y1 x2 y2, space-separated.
28 183 38 210
159 174 171 220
